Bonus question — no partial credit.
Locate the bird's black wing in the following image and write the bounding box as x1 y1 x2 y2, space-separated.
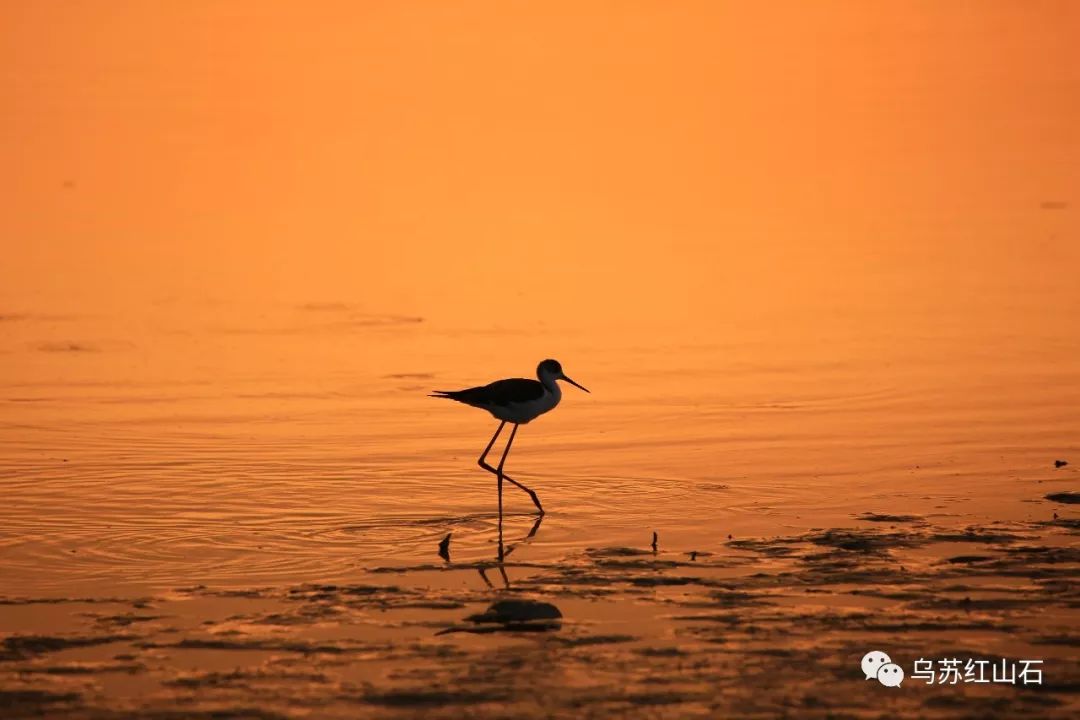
430 378 544 407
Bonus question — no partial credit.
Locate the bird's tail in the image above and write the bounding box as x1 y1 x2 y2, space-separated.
430 389 477 405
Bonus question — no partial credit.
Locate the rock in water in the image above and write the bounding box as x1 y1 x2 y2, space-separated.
467 599 562 627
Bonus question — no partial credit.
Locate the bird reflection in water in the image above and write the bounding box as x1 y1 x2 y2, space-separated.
479 514 544 589
436 514 543 589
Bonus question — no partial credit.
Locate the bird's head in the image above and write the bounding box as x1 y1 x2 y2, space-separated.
538 359 589 393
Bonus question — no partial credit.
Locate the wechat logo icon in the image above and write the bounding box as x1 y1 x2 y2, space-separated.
862 650 904 687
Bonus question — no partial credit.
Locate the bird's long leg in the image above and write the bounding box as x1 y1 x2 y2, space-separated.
477 424 544 514
476 421 506 471
496 423 518 517
495 424 518 562
474 422 509 559
500 469 544 514
498 480 504 562
496 423 518 480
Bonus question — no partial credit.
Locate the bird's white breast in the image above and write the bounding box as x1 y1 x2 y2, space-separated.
489 387 561 424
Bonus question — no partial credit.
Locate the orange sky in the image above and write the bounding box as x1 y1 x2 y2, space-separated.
2 1 1078 329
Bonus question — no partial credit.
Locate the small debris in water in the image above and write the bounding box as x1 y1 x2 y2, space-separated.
1054 459 1068 468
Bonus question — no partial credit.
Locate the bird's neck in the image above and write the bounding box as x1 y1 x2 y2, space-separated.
539 372 561 396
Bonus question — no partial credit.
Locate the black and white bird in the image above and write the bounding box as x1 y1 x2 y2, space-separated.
430 359 590 515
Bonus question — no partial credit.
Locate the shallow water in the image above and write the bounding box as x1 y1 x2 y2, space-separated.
2 298 1078 594
2 297 1078 716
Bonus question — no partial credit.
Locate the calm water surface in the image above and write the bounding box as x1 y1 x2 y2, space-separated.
2 275 1077 595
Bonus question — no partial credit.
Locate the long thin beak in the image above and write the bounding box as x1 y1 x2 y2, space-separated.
562 375 590 393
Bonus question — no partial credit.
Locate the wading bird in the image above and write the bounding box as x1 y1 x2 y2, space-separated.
430 359 590 517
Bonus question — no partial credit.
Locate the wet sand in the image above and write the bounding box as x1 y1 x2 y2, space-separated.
1 502 1076 718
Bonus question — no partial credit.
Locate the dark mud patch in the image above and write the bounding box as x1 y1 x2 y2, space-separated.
930 526 1029 544
0 634 132 661
164 668 331 688
284 582 419 605
585 546 656 558
944 554 996 564
90 612 167 627
0 688 81 712
807 528 922 552
727 537 801 556
151 637 357 654
1000 544 1080 564
0 596 138 606
907 595 1043 612
139 709 291 720
18 661 145 675
678 589 774 608
243 607 345 626
1039 517 1080 532
731 526 930 557
857 512 923 523
1031 633 1080 647
550 634 638 647
636 645 690 657
288 582 394 597
1045 491 1080 504
362 687 510 707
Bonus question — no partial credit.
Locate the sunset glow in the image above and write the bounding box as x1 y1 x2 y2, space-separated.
2 3 1078 717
